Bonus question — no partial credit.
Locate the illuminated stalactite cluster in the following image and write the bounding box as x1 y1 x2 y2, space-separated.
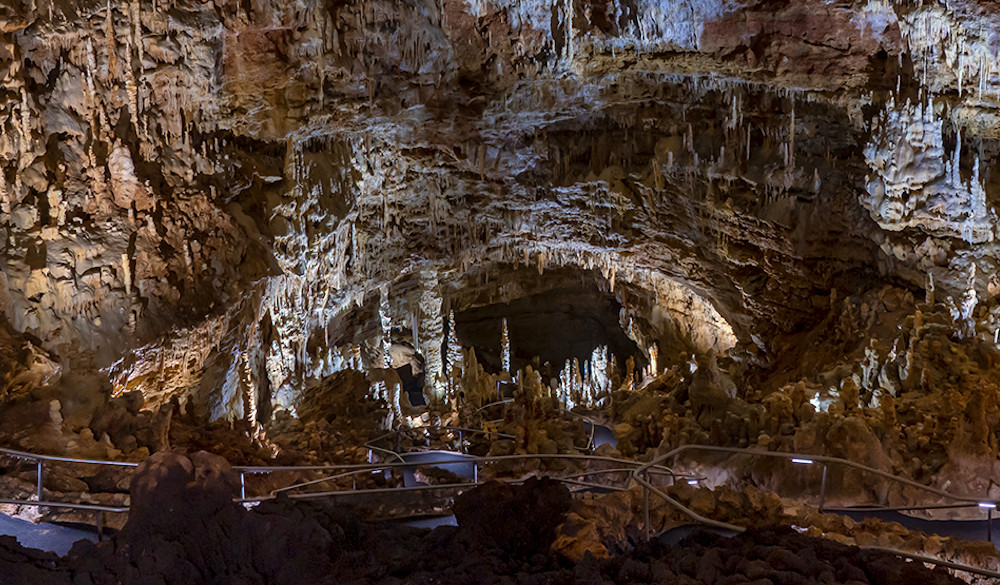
864 97 994 243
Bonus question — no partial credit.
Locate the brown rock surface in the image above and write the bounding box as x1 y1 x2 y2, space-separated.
2 0 1000 579
0 0 981 423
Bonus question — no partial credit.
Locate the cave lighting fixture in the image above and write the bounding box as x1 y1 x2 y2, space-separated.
791 458 814 465
978 502 997 509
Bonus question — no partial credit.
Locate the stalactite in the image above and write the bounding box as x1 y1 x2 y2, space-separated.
124 24 140 141
787 101 795 168
565 0 574 63
105 1 118 78
18 86 31 157
379 284 392 368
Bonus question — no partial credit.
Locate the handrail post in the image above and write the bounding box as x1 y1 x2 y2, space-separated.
989 508 994 544
35 459 43 502
819 463 828 512
642 470 651 542
96 510 104 542
473 461 478 484
240 471 247 500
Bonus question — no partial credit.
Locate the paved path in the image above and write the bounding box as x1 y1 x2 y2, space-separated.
836 508 1000 549
0 512 96 556
397 450 477 487
583 421 617 449
397 515 458 529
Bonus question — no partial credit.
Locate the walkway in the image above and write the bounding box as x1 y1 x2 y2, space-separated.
0 512 96 555
633 444 1000 579
396 450 477 487
837 508 1000 546
3 437 1000 577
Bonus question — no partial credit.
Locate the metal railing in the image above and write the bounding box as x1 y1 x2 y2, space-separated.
474 398 515 422
1 446 138 502
1 444 684 522
225 425 519 500
256 452 686 500
565 411 599 452
1 446 138 540
632 444 1000 580
0 443 684 499
6 440 1000 578
366 425 516 455
473 397 603 451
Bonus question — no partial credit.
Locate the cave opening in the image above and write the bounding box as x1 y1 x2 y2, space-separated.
452 282 644 383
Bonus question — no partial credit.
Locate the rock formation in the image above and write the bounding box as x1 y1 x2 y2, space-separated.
4 0 1000 580
0 0 949 420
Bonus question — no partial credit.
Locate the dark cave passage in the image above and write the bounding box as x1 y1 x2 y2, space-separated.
389 340 427 406
452 283 643 378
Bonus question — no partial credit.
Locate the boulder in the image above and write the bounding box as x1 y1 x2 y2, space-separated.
453 477 572 557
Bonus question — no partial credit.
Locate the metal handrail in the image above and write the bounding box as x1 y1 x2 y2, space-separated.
582 418 597 451
0 498 128 513
631 445 1000 579
5 443 999 577
5 442 995 512
1 443 685 515
366 444 407 464
636 445 999 509
271 474 632 502
365 425 517 455
0 447 139 467
265 452 687 498
554 477 629 493
864 547 1000 579
559 466 678 483
377 425 518 441
474 399 515 415
562 410 599 451
471 400 604 451
822 503 987 513
270 469 375 495
1 447 140 504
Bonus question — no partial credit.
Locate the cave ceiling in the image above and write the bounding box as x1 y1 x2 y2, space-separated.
0 0 998 418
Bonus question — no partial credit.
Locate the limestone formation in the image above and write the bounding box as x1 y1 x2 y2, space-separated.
3 0 1000 580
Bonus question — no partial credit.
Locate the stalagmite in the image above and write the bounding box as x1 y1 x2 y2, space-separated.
418 270 445 402
500 318 511 374
121 253 131 294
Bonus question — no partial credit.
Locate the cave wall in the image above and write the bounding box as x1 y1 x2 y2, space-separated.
1 0 998 421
